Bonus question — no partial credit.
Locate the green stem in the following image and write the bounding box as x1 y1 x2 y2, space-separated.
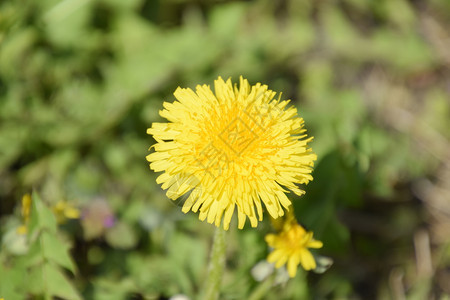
201 227 226 300
248 274 276 300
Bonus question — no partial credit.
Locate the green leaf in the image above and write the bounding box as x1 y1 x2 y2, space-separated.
24 237 44 267
0 263 26 299
210 2 246 41
92 278 135 300
0 124 28 169
41 231 76 273
29 192 58 235
27 266 45 295
43 263 81 300
105 222 138 250
0 28 36 78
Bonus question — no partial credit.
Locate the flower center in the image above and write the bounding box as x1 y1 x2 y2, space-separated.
194 101 275 178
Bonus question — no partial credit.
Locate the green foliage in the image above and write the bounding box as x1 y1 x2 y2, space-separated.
1 192 80 299
1 0 449 299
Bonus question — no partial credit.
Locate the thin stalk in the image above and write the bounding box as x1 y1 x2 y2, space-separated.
248 274 276 300
200 226 226 300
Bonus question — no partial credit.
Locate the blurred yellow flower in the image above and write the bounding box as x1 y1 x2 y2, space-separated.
147 76 316 230
52 200 81 224
17 193 32 234
265 216 323 277
17 195 80 234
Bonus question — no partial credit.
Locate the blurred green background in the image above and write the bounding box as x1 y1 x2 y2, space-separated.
1 0 449 299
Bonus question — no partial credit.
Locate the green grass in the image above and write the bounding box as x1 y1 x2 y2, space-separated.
1 0 449 299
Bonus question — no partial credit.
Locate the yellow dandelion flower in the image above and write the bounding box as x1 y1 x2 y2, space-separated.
147 76 316 230
17 193 32 234
52 200 81 224
16 225 28 235
265 218 323 277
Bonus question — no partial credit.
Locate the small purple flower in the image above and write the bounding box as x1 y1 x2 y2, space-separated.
103 215 116 228
81 198 116 240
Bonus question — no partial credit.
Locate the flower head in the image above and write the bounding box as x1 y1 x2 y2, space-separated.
17 193 32 234
52 200 81 224
265 214 323 277
81 198 115 240
147 76 316 230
